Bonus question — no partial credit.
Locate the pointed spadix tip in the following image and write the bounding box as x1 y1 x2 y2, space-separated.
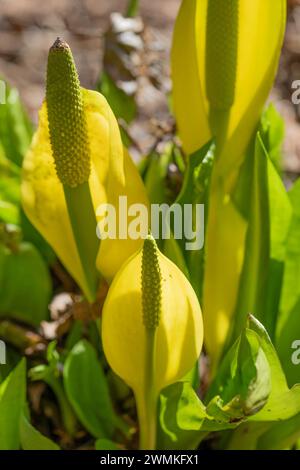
50 37 70 53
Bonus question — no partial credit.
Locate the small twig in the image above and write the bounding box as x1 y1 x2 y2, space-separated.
0 319 46 354
51 261 77 293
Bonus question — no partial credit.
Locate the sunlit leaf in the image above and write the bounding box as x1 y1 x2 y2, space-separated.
0 359 26 450
64 340 118 438
20 414 60 450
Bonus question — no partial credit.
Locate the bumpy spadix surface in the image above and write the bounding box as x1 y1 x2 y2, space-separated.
46 38 90 187
102 241 203 394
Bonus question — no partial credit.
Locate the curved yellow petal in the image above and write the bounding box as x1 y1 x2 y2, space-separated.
22 89 149 295
201 0 286 174
102 246 203 395
172 0 286 169
94 95 149 280
171 0 211 155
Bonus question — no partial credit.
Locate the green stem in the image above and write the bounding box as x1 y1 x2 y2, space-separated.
126 0 139 17
64 182 99 303
209 107 230 160
46 376 77 437
137 328 157 450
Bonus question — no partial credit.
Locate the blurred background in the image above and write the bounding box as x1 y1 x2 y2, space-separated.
0 0 299 172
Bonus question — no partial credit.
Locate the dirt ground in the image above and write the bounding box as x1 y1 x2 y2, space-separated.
0 0 299 174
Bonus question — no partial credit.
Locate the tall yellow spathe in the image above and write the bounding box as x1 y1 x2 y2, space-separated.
172 0 286 172
172 0 286 367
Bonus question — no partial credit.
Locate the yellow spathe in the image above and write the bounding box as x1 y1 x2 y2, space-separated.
22 89 149 296
102 245 203 396
172 0 286 368
172 0 286 172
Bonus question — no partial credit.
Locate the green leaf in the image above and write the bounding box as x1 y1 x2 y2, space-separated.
260 103 284 174
264 155 292 337
0 152 20 204
257 412 300 450
158 318 272 450
20 414 60 450
158 382 208 450
164 140 214 301
0 202 19 225
0 346 21 383
144 144 173 205
0 151 21 224
0 359 26 450
229 134 270 343
20 210 56 265
0 81 33 167
63 339 117 438
207 325 271 418
276 179 300 387
221 317 300 450
95 438 120 450
279 178 300 319
184 143 214 302
0 241 51 326
247 316 300 422
229 132 291 344
29 342 78 437
100 72 136 124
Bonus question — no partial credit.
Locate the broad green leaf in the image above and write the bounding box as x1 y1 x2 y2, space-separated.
207 326 271 418
248 316 300 422
20 414 60 450
0 81 32 166
0 359 26 450
276 179 300 386
279 178 300 321
229 134 270 343
64 340 117 438
158 320 271 450
0 241 51 326
220 317 300 449
264 156 292 337
158 382 208 450
229 132 291 344
158 380 250 451
226 421 270 450
257 412 300 450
